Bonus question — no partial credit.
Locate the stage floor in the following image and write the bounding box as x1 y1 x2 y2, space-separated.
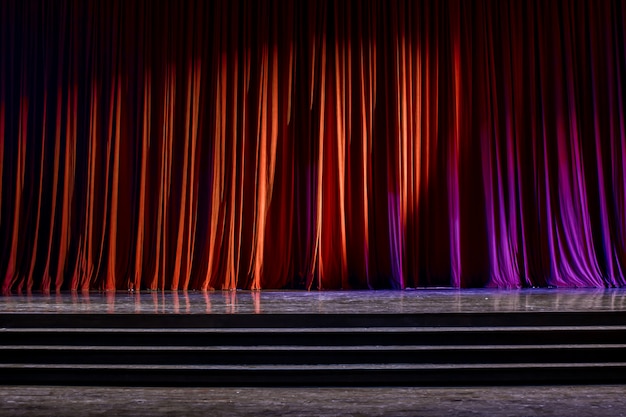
2 290 626 416
0 385 625 417
1 288 626 314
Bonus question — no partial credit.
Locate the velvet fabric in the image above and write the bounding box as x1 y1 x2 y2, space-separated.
1 0 625 291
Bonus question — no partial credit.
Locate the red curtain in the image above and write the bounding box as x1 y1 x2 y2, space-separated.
1 0 625 292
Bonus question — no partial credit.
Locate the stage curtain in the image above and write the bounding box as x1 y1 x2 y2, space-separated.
1 0 625 292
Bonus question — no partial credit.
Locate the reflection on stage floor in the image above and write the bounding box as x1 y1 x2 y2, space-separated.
1 288 626 314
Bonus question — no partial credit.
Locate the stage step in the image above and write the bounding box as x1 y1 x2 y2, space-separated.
1 312 626 386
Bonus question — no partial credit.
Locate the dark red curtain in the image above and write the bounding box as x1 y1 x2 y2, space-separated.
1 0 625 292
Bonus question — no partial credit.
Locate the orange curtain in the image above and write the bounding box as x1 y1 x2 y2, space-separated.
1 0 625 292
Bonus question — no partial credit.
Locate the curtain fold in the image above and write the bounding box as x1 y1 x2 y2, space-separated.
1 0 625 292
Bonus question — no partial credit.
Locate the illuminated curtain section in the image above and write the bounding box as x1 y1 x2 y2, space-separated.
1 0 625 292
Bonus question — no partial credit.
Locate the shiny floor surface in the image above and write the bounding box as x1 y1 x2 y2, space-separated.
0 385 624 416
1 288 626 314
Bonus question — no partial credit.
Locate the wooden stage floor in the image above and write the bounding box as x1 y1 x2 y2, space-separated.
2 288 626 314
2 289 626 415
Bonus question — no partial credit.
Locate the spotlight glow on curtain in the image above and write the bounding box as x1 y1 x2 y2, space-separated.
1 0 625 292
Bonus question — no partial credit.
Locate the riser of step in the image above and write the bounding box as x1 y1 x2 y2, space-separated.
3 329 626 346
0 345 625 365
2 364 626 386
3 312 626 328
